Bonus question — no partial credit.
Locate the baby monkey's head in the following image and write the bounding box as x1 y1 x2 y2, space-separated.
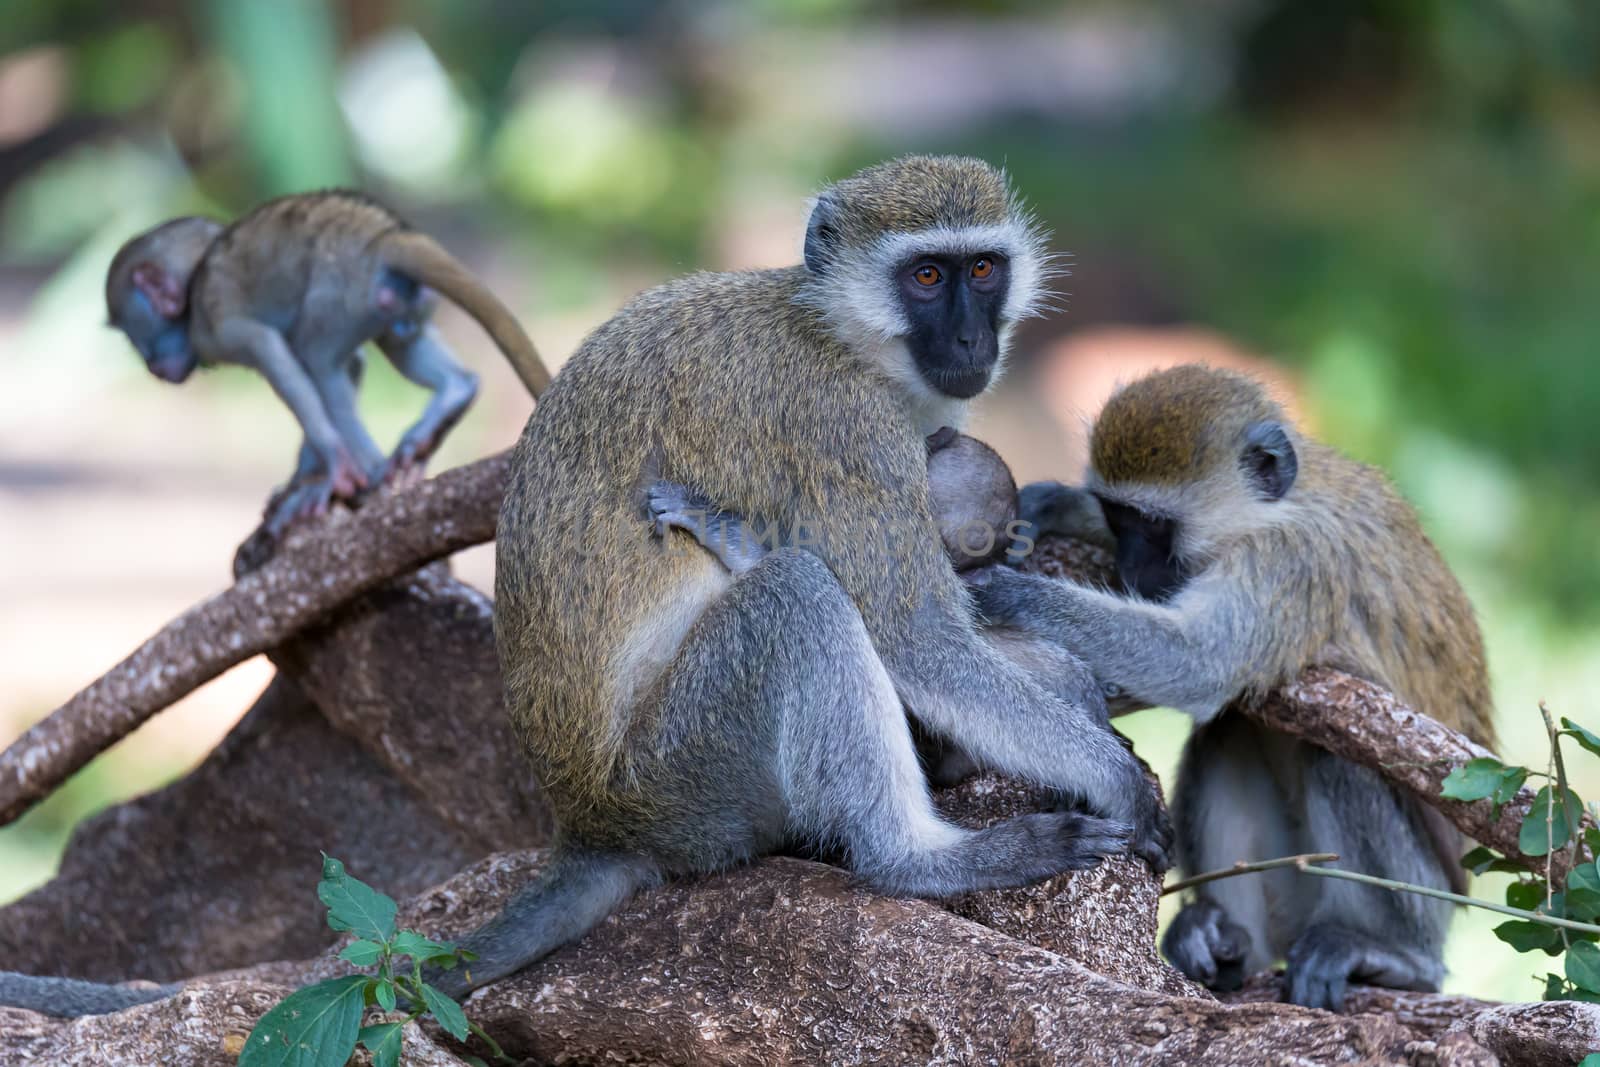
925 427 1020 571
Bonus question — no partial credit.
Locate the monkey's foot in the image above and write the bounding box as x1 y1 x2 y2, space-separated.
1283 924 1439 1013
1162 899 1251 992
382 435 435 488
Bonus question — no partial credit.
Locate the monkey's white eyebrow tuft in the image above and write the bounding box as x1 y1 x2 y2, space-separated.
794 216 1058 351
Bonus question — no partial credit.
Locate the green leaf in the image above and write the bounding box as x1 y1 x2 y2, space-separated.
1520 786 1577 856
1567 887 1600 922
1585 826 1600 856
317 855 397 943
1567 940 1600 992
1493 766 1529 818
1494 919 1560 953
1460 845 1532 876
420 982 470 1041
1506 881 1545 911
1578 1055 1600 1067
1572 864 1600 895
1441 758 1506 802
461 1058 490 1067
1543 972 1567 1001
337 939 385 967
391 930 456 964
1562 718 1600 759
374 979 396 1013
240 975 368 1067
358 1023 405 1067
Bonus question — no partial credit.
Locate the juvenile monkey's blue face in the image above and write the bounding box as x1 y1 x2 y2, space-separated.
116 288 198 384
896 251 1009 399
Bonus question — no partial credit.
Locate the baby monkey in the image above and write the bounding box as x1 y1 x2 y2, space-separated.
971 364 1496 1011
106 191 550 535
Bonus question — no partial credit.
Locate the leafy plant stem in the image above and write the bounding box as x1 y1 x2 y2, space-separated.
466 1019 512 1064
1295 860 1600 936
1161 852 1340 896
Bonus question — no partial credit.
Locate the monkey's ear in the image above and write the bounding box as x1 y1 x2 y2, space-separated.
131 262 187 319
803 194 842 275
1242 421 1297 501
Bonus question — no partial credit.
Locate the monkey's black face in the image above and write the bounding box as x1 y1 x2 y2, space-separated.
116 289 199 384
1098 498 1189 603
897 252 1009 399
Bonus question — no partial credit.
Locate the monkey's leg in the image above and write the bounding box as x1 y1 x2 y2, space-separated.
913 629 1114 790
1282 749 1451 1012
376 325 479 481
1161 716 1292 991
635 549 1133 898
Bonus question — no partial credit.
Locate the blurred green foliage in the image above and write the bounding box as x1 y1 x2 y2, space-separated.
0 0 1597 1003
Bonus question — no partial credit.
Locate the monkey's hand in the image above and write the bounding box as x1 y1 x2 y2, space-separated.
1125 776 1174 874
1162 898 1251 992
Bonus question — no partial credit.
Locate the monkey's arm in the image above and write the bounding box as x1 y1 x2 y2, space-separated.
969 567 1265 722
218 318 366 499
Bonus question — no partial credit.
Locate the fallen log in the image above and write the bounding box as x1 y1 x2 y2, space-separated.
21 850 1600 1066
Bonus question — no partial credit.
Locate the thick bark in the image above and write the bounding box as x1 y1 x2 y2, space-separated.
0 455 508 827
0 565 549 981
24 852 1600 1066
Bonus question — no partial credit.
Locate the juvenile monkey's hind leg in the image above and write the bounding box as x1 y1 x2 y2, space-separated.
648 548 1131 898
376 325 480 484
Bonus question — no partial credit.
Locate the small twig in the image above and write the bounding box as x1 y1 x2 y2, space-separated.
1296 860 1600 937
1169 851 1600 936
1161 853 1339 896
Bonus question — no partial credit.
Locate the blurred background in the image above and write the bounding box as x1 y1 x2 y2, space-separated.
1 0 1597 1003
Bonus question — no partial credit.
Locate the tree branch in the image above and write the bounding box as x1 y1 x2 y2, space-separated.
0 454 510 826
1243 670 1593 882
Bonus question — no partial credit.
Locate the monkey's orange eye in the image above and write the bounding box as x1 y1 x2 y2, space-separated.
914 265 942 286
971 258 993 279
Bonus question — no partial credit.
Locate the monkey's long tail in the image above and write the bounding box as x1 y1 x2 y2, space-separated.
432 846 658 998
0 970 181 1017
379 230 553 398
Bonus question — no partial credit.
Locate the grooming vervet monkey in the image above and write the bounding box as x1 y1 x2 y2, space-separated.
455 154 1170 999
104 191 551 535
967 364 1495 1011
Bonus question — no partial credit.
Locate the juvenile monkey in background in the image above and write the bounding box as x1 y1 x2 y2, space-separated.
970 364 1495 1010
105 192 550 534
